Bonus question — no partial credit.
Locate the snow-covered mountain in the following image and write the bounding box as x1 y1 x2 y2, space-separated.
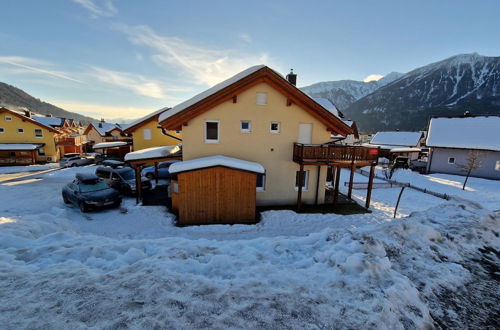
300 72 403 110
344 53 500 132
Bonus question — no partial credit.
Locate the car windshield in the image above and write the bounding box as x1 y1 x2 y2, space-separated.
79 181 110 193
119 169 135 181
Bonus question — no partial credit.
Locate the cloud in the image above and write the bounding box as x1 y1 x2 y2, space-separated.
363 74 384 82
238 33 252 43
115 24 272 86
87 66 167 99
0 56 84 84
71 0 117 18
52 101 154 121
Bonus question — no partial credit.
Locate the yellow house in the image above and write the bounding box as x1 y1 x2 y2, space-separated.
123 108 182 151
159 66 362 207
0 107 60 164
84 121 129 144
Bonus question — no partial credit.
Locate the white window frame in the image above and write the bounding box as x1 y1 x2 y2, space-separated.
34 128 43 138
256 173 266 192
240 120 251 133
0 128 4 134
495 161 500 171
143 128 152 140
256 92 268 105
270 122 281 134
204 120 220 143
17 128 24 134
448 157 455 164
5 116 12 121
294 170 309 192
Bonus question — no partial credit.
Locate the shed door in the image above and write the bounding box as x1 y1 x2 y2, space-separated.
298 123 312 144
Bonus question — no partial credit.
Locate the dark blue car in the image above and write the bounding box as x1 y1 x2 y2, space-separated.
142 160 180 180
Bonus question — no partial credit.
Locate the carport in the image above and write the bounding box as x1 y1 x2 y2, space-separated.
92 141 132 160
124 145 182 203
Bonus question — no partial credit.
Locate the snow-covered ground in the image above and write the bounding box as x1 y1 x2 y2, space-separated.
0 165 498 328
0 162 59 174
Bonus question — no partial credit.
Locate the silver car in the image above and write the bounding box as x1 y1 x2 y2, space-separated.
60 155 95 167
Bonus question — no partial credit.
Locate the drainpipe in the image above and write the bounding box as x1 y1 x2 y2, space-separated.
158 126 182 142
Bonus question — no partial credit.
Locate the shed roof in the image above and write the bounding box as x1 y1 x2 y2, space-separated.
370 131 423 147
0 143 44 150
124 145 180 161
426 115 500 151
93 141 129 149
169 155 265 174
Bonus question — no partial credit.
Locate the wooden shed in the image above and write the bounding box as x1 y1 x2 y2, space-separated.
169 155 265 225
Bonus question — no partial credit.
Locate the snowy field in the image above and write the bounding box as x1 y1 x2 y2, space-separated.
0 165 498 328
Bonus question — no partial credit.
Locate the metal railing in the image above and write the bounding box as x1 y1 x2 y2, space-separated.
293 143 379 163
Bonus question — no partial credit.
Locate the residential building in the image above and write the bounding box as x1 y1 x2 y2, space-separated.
365 131 425 160
313 98 360 145
84 120 130 147
123 108 182 151
158 65 378 213
426 114 500 180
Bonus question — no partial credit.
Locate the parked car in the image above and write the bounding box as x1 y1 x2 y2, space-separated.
62 173 121 212
95 165 151 195
391 156 409 169
142 160 180 179
410 159 428 173
94 153 123 165
60 155 95 167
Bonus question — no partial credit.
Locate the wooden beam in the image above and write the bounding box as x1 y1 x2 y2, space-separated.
286 98 292 106
232 95 237 103
333 166 341 207
154 162 159 184
314 166 320 205
134 166 142 204
347 163 356 199
365 163 376 208
296 163 304 211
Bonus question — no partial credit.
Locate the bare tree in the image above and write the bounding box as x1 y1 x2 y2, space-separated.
456 150 483 190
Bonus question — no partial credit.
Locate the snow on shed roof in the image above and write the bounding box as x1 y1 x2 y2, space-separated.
124 145 180 161
312 98 339 117
426 115 500 151
370 131 423 147
169 155 265 174
159 65 266 123
0 143 44 150
93 141 129 149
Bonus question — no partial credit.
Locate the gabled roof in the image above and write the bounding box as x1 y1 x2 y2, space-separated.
32 116 64 128
312 97 340 118
426 115 500 151
123 107 170 133
84 122 123 136
158 65 352 135
370 131 423 147
0 107 58 133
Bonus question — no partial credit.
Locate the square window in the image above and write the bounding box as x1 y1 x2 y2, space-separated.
270 122 280 134
35 129 43 137
17 128 24 134
241 120 251 133
495 161 500 171
256 92 268 105
143 128 152 140
295 170 309 191
5 116 12 121
256 174 266 191
205 120 219 143
448 157 455 164
0 128 4 133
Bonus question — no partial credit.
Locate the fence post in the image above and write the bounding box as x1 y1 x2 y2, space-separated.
365 163 375 208
393 186 406 218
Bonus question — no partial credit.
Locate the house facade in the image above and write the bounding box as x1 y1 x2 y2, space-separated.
426 115 500 180
84 121 130 149
159 66 356 206
0 107 59 164
123 108 182 151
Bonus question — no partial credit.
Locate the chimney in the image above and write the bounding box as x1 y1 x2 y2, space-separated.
286 69 297 86
23 110 31 118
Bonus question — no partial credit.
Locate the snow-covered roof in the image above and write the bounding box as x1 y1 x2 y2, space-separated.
0 143 44 150
312 98 339 117
159 65 266 123
390 147 421 153
169 155 265 174
32 116 64 128
93 141 129 149
90 122 123 136
124 145 181 161
426 116 500 151
125 107 170 131
370 131 423 147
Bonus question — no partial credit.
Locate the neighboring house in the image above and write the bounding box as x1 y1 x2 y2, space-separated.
84 121 130 145
0 107 59 164
426 114 500 180
312 98 360 145
123 108 182 151
365 131 425 160
158 65 377 222
32 114 87 155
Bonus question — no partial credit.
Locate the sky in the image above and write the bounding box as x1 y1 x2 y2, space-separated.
1 0 499 122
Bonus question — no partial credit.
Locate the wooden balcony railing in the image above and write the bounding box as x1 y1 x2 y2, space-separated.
293 143 379 164
55 135 86 146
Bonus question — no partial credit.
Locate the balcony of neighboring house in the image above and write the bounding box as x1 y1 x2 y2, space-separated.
55 135 87 154
292 142 380 210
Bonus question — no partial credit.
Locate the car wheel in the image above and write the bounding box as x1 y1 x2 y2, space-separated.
113 199 122 208
79 201 89 212
71 163 77 167
62 193 71 204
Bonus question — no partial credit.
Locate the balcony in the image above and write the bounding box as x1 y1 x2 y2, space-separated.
293 143 379 166
55 135 86 146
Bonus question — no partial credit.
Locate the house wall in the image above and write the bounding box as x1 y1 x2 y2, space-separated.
0 112 58 162
131 120 182 151
428 147 500 180
182 82 332 206
86 126 107 144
